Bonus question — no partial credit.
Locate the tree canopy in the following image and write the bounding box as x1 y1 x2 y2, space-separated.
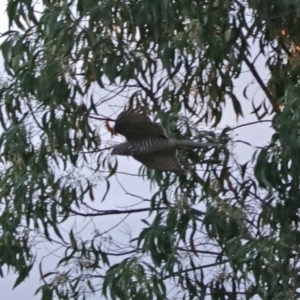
1 0 300 299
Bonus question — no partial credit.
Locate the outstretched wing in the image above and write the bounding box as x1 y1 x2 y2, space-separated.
114 107 167 141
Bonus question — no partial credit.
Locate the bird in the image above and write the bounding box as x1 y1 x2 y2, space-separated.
111 107 219 174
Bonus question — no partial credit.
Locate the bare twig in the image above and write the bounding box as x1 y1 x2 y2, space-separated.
228 120 272 131
69 207 168 217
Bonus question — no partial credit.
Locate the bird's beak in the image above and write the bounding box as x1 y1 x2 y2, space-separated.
105 120 118 137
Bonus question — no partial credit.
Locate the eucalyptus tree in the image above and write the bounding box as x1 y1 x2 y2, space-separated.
1 0 300 299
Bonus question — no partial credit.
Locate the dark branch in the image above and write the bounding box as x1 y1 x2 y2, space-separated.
163 260 229 280
69 206 168 217
227 120 272 131
243 56 279 113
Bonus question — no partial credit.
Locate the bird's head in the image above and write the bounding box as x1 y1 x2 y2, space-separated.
105 120 118 137
106 107 143 137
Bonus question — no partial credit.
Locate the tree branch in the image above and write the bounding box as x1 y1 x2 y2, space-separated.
243 55 279 113
227 120 272 131
163 260 229 280
69 206 168 217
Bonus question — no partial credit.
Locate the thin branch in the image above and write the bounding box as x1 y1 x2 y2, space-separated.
243 55 279 112
175 246 220 256
26 100 44 130
228 120 272 131
100 250 137 256
69 207 168 217
135 76 159 109
163 260 229 280
100 213 130 235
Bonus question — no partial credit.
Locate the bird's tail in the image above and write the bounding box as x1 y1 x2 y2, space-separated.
171 139 220 149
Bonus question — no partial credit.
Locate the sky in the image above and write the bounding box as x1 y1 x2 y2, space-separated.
0 1 274 299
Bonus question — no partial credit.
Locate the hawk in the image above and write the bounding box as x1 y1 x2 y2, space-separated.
111 108 219 174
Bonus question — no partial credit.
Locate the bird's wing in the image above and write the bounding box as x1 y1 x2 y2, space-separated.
114 107 167 141
133 152 185 174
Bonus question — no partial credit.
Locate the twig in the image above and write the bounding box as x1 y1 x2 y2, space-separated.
163 260 229 280
228 120 272 131
69 207 168 217
243 55 279 112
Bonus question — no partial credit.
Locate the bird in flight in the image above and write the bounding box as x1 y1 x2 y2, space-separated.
111 107 219 174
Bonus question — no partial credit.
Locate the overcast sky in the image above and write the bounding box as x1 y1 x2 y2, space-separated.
0 2 274 299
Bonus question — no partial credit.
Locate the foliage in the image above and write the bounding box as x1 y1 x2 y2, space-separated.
1 0 300 299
